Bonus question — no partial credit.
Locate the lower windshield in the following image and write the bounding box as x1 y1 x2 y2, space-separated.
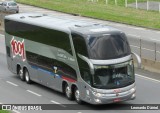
87 33 131 60
92 60 134 89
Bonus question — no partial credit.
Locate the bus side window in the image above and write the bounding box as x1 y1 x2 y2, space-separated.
72 33 88 57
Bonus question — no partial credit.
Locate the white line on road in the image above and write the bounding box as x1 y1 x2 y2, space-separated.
150 38 160 42
13 110 21 113
127 34 141 38
132 27 146 30
27 90 42 97
130 45 140 48
6 81 18 87
0 34 4 37
136 74 160 83
50 100 66 108
141 48 154 52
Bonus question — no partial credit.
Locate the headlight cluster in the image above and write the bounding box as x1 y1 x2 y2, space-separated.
130 87 136 93
92 91 105 97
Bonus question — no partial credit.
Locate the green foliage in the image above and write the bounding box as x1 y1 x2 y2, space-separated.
16 0 160 29
0 110 10 113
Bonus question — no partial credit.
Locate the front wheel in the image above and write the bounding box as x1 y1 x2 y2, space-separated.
74 87 83 104
24 69 32 84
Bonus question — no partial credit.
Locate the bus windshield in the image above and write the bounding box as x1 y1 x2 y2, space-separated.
92 60 134 89
86 33 131 60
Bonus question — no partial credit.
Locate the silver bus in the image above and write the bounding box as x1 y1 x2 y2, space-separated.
5 13 141 104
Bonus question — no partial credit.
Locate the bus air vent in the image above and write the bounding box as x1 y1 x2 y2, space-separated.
20 16 25 19
28 15 43 18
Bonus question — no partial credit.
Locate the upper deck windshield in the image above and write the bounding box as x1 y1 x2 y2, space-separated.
86 33 131 60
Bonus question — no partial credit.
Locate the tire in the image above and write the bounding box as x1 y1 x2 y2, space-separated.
24 68 32 84
64 84 73 100
17 66 25 81
74 87 83 104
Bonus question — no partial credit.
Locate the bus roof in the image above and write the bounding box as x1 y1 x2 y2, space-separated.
5 13 121 35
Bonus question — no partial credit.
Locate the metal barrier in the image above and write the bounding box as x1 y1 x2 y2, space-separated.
128 37 160 62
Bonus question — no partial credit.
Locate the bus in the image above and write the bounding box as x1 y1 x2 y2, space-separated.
4 13 141 104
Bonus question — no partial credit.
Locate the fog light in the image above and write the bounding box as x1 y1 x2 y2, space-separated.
94 98 102 103
131 93 136 99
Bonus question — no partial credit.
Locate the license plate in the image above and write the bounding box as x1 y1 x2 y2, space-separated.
113 98 121 102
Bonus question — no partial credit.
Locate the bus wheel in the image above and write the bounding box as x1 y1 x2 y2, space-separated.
65 84 73 100
74 87 83 104
24 68 32 84
18 66 25 81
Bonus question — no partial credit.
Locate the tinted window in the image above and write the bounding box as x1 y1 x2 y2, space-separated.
27 51 77 79
5 19 72 55
87 33 131 60
3 3 7 6
72 33 88 57
8 2 17 6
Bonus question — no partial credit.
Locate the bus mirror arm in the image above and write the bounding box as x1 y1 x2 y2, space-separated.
78 54 95 75
132 52 141 68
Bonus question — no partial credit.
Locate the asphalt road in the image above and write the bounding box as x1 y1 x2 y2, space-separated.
0 3 160 113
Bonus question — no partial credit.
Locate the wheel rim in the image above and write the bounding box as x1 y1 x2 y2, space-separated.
75 89 80 101
19 69 23 79
25 71 29 82
65 86 71 98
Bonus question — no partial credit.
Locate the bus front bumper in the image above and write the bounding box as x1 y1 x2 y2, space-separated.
89 84 136 104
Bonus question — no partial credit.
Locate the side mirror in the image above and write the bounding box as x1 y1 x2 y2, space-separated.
132 52 141 68
78 54 95 75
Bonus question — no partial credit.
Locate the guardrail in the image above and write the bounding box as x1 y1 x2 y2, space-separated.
128 37 160 62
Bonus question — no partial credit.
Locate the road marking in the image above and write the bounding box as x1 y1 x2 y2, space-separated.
141 48 154 51
132 27 145 30
127 34 141 38
50 100 66 108
6 81 18 87
136 74 160 83
150 39 160 42
27 90 42 97
130 45 140 48
13 110 21 113
0 34 4 37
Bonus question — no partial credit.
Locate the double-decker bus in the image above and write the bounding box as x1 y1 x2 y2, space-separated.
5 13 141 104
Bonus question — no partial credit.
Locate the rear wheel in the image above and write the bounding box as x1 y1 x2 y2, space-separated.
24 68 32 84
74 87 83 104
64 84 73 100
17 66 25 81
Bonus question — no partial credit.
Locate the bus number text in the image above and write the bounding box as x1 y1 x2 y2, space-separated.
10 37 26 61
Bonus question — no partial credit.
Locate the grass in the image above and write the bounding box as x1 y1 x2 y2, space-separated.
0 110 10 113
16 0 160 30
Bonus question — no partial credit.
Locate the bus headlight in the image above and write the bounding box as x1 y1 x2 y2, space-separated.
92 91 102 97
130 87 136 93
